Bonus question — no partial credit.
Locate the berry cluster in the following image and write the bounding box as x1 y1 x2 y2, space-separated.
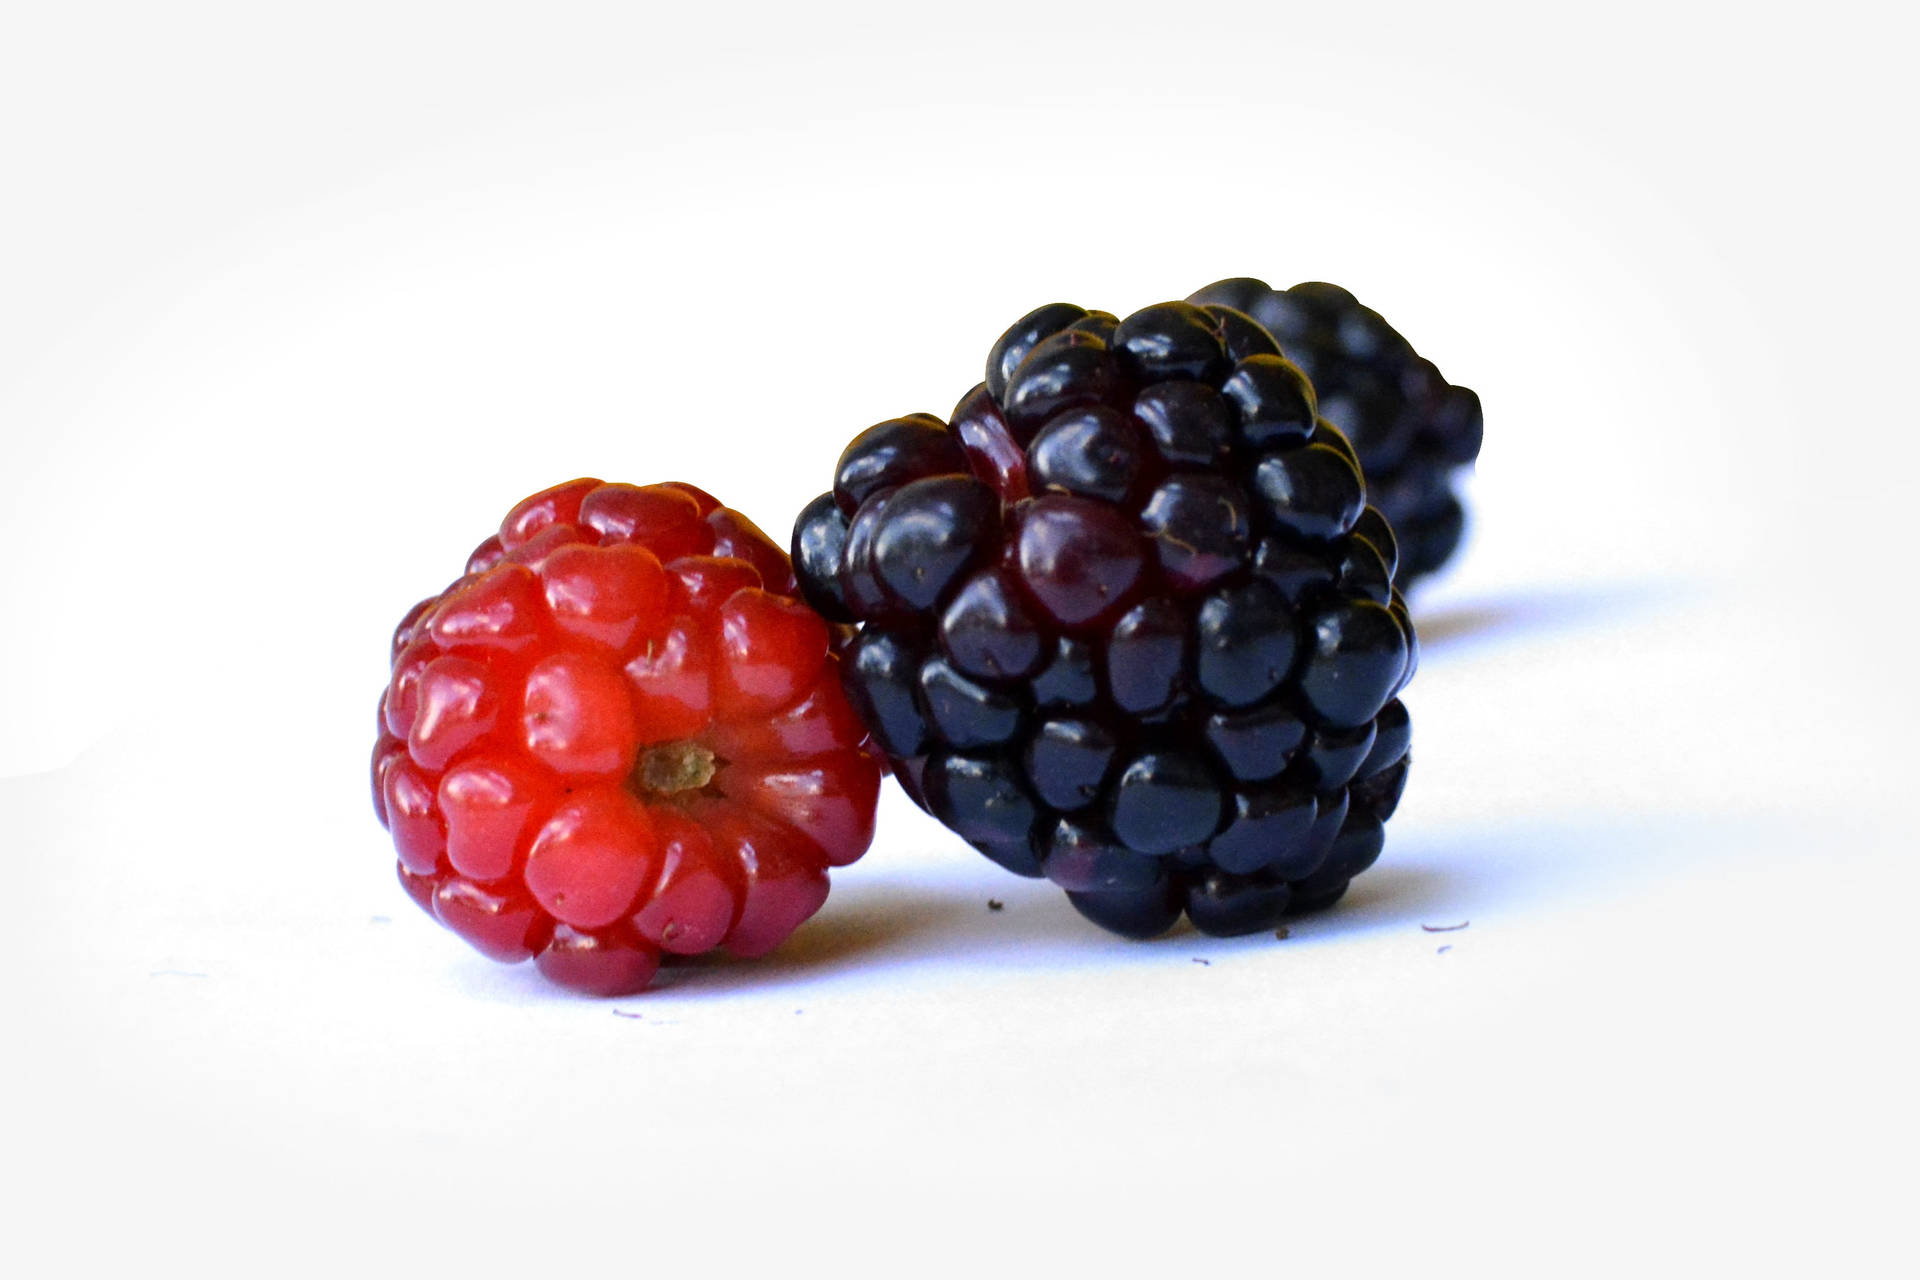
1187 279 1482 583
374 281 1476 991
793 300 1416 939
373 479 880 995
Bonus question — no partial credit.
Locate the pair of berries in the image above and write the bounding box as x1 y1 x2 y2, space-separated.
373 280 1480 994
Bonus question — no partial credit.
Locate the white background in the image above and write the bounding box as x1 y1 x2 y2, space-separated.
2 2 1914 1275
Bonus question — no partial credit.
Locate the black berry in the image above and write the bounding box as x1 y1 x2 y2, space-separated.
794 298 1418 938
1188 278 1482 583
1030 406 1144 504
939 568 1046 682
833 415 969 515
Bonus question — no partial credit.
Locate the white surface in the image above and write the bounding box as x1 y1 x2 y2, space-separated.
2 3 1914 1276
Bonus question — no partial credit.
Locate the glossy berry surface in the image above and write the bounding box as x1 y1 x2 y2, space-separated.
374 479 880 995
1187 279 1482 585
793 301 1416 939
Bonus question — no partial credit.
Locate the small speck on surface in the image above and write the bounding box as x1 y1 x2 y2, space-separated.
1421 921 1470 933
1192 957 1211 966
1274 927 1290 940
1437 945 1453 955
987 899 1004 911
612 1009 643 1019
370 915 392 925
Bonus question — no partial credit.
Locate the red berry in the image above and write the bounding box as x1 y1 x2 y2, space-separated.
409 656 500 771
502 477 599 548
524 787 661 928
433 878 547 962
540 542 670 652
427 563 549 654
374 478 880 995
624 616 713 744
439 754 556 882
712 589 830 718
667 555 764 616
708 507 798 596
631 807 739 954
522 651 639 779
534 923 661 996
699 803 832 959
579 483 712 560
382 756 444 875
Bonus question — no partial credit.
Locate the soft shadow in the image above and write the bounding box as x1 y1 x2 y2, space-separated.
453 808 1819 1002
1317 861 1456 930
446 872 1007 1004
644 879 986 995
1415 580 1683 651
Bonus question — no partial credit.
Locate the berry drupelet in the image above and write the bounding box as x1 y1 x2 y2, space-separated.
374 479 880 995
793 301 1415 939
1186 279 1482 585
